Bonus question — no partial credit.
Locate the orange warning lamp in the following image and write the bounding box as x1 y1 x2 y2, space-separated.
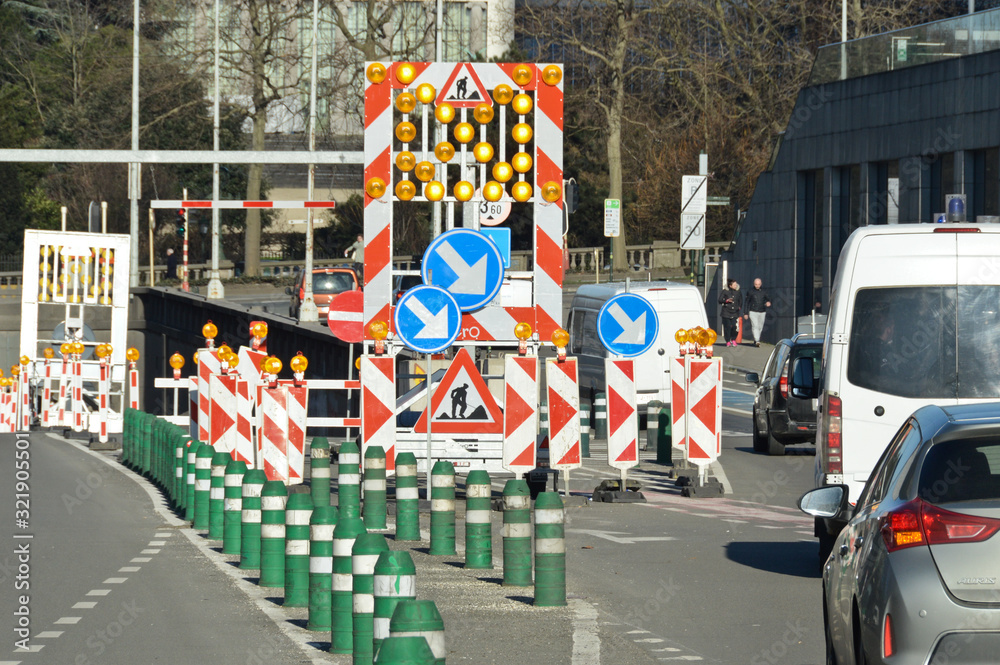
512 152 533 173
473 103 494 124
453 122 475 144
126 347 140 363
434 142 456 162
366 63 387 84
512 123 533 145
434 103 456 124
366 177 387 199
251 321 268 340
415 83 436 104
59 343 72 357
43 348 54 360
395 92 416 114
169 353 185 370
369 319 389 355
193 351 200 366
395 151 416 172
395 62 417 85
515 321 533 355
492 162 513 183
226 352 239 369
473 142 495 163
454 181 474 202
218 343 232 357
395 121 417 143
290 352 308 374
95 344 110 359
355 357 362 371
541 181 562 203
395 180 416 201
542 65 563 86
202 321 218 341
414 161 435 182
511 94 533 115
19 355 30 366
552 328 570 362
512 64 533 86
494 84 514 105
11 365 19 377
512 181 533 203
72 342 85 356
424 181 445 202
483 181 504 202
674 328 689 344
263 356 283 376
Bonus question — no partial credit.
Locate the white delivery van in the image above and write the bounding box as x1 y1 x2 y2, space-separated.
567 281 710 409
791 224 1000 553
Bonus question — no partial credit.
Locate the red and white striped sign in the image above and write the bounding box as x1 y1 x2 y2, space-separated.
605 359 639 470
670 356 687 452
56 356 69 427
20 366 31 432
546 358 581 470
151 200 337 209
188 376 199 439
42 359 52 427
209 373 237 456
128 365 139 410
260 385 289 482
197 349 222 442
685 357 722 466
235 378 255 467
285 384 308 484
72 356 83 432
502 355 538 473
361 356 396 473
98 360 109 443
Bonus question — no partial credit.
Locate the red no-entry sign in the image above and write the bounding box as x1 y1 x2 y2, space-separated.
327 290 364 343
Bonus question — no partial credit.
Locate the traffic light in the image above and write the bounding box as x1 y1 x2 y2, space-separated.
176 208 187 237
565 179 579 215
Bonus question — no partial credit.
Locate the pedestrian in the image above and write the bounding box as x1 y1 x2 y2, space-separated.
165 248 177 279
344 234 364 264
718 278 743 347
742 277 771 347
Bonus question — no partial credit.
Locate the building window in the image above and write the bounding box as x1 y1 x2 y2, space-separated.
929 152 955 222
972 148 999 220
391 2 430 58
871 161 899 225
442 2 487 61
801 170 824 314
838 165 861 244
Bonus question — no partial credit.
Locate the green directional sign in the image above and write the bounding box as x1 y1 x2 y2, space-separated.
604 199 621 238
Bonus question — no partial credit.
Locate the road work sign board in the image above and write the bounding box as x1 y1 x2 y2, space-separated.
597 293 659 358
421 228 505 312
414 348 503 434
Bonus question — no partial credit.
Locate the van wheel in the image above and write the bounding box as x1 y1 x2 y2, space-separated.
752 409 766 452
766 431 785 456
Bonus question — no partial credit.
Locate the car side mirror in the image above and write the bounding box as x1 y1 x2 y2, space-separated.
285 287 293 296
789 358 817 399
798 485 851 521
745 372 759 384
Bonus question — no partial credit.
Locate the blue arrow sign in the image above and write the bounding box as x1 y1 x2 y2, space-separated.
394 285 462 354
597 293 659 357
421 228 505 312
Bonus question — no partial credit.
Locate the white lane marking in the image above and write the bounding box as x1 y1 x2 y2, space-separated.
119 567 141 572
131 558 152 563
73 602 97 609
149 540 167 546
570 598 601 665
87 590 111 596
54 617 81 625
35 632 63 638
154 532 173 537
635 638 665 643
103 578 128 584
141 549 161 555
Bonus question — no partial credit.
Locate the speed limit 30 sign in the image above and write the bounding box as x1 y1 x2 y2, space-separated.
680 213 705 250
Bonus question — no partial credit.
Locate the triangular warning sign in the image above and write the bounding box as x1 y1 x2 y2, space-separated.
435 63 493 109
414 348 503 434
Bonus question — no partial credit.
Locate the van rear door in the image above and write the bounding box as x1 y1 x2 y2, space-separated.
633 289 708 403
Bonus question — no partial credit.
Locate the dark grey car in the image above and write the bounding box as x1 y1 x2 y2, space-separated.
745 333 822 455
799 402 1000 665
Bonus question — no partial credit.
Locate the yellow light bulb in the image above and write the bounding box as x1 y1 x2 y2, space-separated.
434 103 456 124
511 93 533 115
19 355 29 366
512 181 533 202
395 92 417 114
60 343 72 356
366 62 387 84
95 344 109 359
492 162 514 183
202 321 218 339
366 177 388 199
483 181 504 202
512 122 533 144
251 321 268 339
473 142 495 163
43 348 54 360
541 181 562 203
415 83 436 104
453 122 474 144
368 320 389 341
473 103 495 124
674 329 688 344
126 347 140 362
228 354 239 369
514 322 533 341
395 180 417 201
193 351 200 366
512 152 533 173
395 121 417 143
424 181 445 202
395 151 416 172
512 64 533 86
434 142 456 162
542 65 563 86
263 357 283 375
395 62 417 85
290 352 308 374
218 344 232 357
551 328 570 348
454 181 474 202
169 352 185 370
414 161 435 183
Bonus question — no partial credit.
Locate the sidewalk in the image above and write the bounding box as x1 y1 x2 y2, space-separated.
711 338 773 375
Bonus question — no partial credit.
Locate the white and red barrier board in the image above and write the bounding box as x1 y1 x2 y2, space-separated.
605 359 639 469
209 374 237 456
670 356 687 451
235 379 254 467
284 384 308 484
197 349 221 442
545 358 581 470
260 385 289 482
684 357 722 465
503 355 538 473
361 356 396 473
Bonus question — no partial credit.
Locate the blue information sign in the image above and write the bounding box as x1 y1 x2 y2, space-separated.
479 227 511 269
421 228 505 312
597 293 659 357
394 285 462 354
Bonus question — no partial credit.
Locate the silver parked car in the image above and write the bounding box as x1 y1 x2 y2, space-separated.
799 402 1000 665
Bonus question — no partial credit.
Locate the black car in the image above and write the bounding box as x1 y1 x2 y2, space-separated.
745 333 822 455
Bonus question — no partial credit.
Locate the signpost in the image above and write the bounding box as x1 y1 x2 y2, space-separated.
680 175 707 251
421 229 505 312
604 199 620 237
596 293 659 358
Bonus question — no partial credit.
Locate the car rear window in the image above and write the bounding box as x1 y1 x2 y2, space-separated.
314 273 354 294
918 439 1000 504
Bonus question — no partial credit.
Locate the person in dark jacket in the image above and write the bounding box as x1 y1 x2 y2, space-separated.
742 277 771 347
718 278 743 346
165 248 177 279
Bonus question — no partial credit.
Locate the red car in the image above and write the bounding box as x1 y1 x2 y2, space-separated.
287 267 360 320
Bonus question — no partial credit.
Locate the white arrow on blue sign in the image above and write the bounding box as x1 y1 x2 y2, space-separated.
597 293 659 357
421 228 505 312
394 285 462 354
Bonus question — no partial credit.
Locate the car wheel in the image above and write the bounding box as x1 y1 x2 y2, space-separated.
853 606 870 665
752 409 766 452
766 429 785 456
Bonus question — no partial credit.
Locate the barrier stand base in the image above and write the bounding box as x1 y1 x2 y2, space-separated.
680 479 724 498
592 478 646 503
89 434 122 451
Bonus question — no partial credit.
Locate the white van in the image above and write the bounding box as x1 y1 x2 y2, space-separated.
567 281 709 409
791 224 1000 551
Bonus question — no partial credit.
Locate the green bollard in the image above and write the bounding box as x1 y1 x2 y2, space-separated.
194 443 214 529
239 469 266 570
174 435 188 510
373 551 416 655
374 636 436 664
284 493 313 607
645 401 663 452
363 446 387 530
306 504 337 631
140 413 152 476
533 492 566 606
183 439 199 521
122 409 132 467
464 470 492 569
208 450 229 540
502 478 532 586
656 406 673 465
594 391 607 440
223 459 248 555
259 480 288 588
428 461 455 556
393 453 420 542
338 440 362 515
580 404 591 458
310 436 331 508
352 532 390 665
388 600 446 665
331 506 367 654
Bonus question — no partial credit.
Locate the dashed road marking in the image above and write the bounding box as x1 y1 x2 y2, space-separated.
35 632 62 639
72 602 97 609
87 590 111 596
119 566 141 572
54 617 81 625
131 557 152 563
103 577 128 584
570 598 601 665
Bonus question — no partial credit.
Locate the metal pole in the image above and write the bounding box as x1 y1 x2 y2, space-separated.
432 0 444 241
130 0 140 289
182 187 190 292
101 201 108 234
148 209 155 287
299 0 320 322
425 352 434 500
207 0 225 299
840 0 848 80
61 207 67 232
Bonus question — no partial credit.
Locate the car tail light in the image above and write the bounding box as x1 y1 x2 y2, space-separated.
883 613 894 658
779 371 788 398
880 499 1000 552
822 394 842 474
